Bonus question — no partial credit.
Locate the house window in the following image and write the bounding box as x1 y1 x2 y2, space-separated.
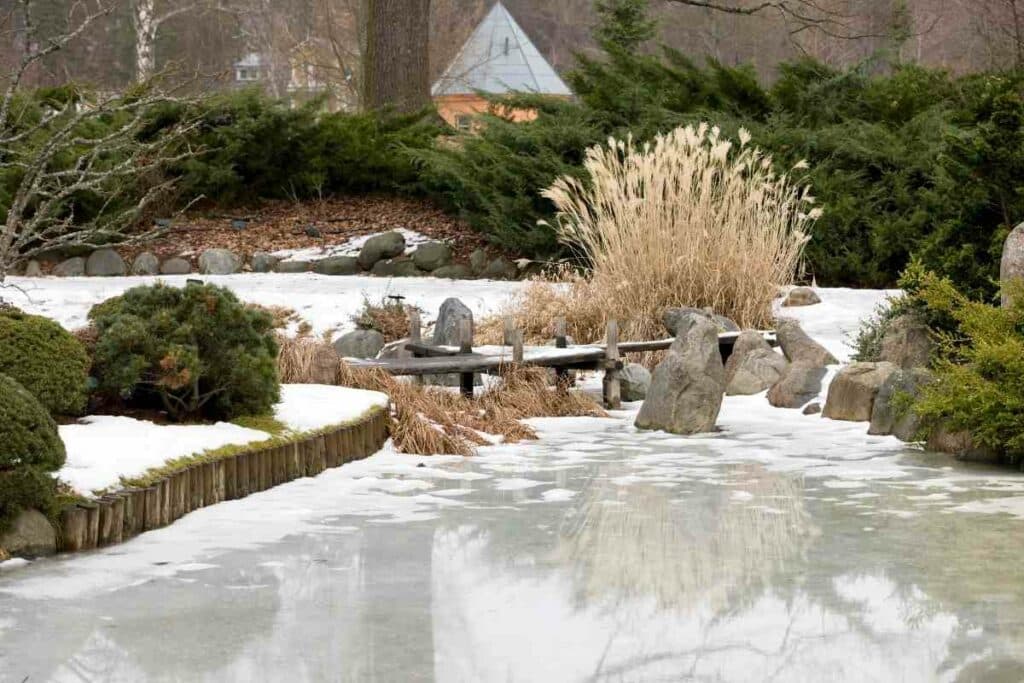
455 114 473 132
236 68 259 82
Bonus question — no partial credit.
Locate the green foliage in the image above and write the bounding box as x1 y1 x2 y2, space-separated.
88 282 280 422
0 467 58 535
0 373 66 472
0 308 89 416
594 0 657 53
912 275 1024 463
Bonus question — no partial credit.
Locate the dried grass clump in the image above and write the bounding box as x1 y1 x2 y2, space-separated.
351 296 418 343
538 123 816 335
247 303 297 330
276 335 340 385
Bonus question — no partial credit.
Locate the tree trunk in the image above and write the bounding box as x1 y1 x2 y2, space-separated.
134 0 157 82
361 0 431 112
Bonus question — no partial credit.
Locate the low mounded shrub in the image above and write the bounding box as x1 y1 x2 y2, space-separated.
0 308 89 416
0 467 58 535
89 282 280 422
0 373 66 472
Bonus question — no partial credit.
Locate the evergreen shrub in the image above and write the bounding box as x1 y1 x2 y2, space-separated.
0 373 66 472
0 308 89 416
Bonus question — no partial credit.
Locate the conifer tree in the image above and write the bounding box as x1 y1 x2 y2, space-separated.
594 0 657 53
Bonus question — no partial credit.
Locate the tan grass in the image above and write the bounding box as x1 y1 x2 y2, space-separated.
351 296 418 343
534 123 815 336
276 335 340 385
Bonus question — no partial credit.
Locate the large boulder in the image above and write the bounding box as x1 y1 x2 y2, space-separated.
432 264 474 279
357 231 406 270
620 363 652 402
767 362 827 409
251 252 280 273
781 286 821 307
0 509 56 559
433 298 473 346
869 367 933 440
823 362 898 422
635 318 725 434
1001 222 1024 307
131 252 160 276
198 249 241 275
727 348 788 396
159 257 191 275
333 329 386 359
371 257 422 277
663 307 739 337
481 256 517 280
313 256 360 276
85 248 126 277
775 318 838 366
412 242 453 272
879 313 932 369
53 257 86 277
469 248 489 274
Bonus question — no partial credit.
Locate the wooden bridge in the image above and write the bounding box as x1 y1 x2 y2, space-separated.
347 312 775 409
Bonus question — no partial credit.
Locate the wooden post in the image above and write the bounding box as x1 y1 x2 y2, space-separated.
60 505 88 552
554 317 568 385
512 329 524 364
503 316 515 346
409 308 422 345
603 319 622 409
459 317 474 398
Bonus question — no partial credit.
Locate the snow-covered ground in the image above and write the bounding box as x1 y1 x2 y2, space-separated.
58 385 388 496
272 228 434 263
3 273 525 338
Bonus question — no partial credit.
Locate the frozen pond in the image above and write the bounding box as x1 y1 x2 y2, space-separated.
3 394 1024 682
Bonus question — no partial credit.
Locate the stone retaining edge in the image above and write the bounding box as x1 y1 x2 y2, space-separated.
57 406 390 553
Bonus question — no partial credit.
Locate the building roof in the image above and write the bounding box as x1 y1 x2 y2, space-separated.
432 2 572 98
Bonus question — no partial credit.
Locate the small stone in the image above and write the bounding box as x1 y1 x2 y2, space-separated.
85 248 127 277
802 402 822 415
775 318 838 366
276 260 312 274
781 286 821 307
469 249 488 274
412 242 453 271
251 252 280 273
313 256 360 276
767 362 827 409
53 257 86 277
482 257 518 280
23 260 42 277
131 252 160 276
198 248 241 275
823 362 898 422
358 231 407 270
432 264 474 279
333 329 386 359
0 509 56 559
620 363 652 402
160 257 191 275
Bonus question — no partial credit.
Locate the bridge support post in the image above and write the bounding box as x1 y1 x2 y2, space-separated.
603 320 621 409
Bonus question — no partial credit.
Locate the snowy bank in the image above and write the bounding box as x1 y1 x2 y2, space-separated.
58 384 388 496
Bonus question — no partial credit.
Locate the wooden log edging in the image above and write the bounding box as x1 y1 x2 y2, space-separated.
57 406 390 554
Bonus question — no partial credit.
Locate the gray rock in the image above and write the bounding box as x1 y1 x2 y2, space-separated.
879 313 932 369
53 257 86 277
313 256 360 276
333 328 386 359
0 509 56 559
433 298 474 345
198 248 241 275
781 286 821 307
802 402 822 415
412 242 453 271
432 264 474 279
767 362 827 409
371 257 422 278
131 252 160 276
724 331 775 386
159 257 191 275
727 348 789 396
251 252 280 273
620 363 652 402
1001 222 1024 307
357 231 406 270
379 338 414 360
663 307 739 337
276 260 312 274
926 424 998 463
775 318 838 366
635 318 725 434
482 257 517 280
23 260 42 277
85 248 127 277
469 248 489 274
823 361 898 422
869 367 933 440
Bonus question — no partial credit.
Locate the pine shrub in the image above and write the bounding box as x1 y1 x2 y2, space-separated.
89 282 280 422
0 308 89 416
0 373 66 472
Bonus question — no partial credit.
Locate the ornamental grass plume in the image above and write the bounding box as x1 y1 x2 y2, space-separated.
540 123 818 335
